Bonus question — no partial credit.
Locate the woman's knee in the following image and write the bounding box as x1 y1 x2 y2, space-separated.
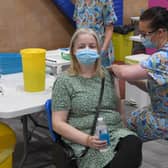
105 135 143 168
120 135 142 163
123 135 142 146
119 135 142 153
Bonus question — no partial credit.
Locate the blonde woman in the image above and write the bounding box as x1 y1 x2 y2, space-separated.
52 28 142 168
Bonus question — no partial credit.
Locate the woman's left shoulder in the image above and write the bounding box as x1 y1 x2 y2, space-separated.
103 68 109 75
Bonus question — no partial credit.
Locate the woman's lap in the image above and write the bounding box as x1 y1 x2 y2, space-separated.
104 135 142 168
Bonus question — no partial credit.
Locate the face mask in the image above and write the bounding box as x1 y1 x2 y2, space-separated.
75 48 99 65
141 37 157 48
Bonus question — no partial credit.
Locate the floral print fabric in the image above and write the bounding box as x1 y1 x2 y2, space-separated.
52 69 136 168
141 47 168 86
127 43 168 141
73 0 117 65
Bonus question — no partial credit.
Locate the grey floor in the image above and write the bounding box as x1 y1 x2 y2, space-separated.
1 104 168 168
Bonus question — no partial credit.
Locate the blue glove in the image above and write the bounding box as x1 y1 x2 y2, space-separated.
100 50 110 67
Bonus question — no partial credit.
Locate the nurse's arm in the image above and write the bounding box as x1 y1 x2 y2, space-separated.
111 64 148 80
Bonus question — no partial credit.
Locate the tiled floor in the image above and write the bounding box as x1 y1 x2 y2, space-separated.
1 104 168 168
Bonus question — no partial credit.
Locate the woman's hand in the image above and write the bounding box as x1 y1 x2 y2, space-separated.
100 50 108 57
100 50 111 67
86 135 107 150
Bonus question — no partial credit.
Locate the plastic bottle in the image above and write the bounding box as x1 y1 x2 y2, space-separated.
96 117 110 152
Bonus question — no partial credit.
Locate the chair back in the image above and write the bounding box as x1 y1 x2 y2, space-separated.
45 99 60 142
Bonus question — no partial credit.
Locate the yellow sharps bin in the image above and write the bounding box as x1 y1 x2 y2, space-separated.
112 31 134 62
20 48 46 92
0 122 16 168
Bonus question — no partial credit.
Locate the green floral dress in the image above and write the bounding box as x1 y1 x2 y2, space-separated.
52 69 136 168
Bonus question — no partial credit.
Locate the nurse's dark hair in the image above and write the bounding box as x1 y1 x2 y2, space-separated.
140 7 168 31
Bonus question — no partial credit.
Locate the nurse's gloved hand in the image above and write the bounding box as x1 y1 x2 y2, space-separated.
100 50 110 67
100 50 108 57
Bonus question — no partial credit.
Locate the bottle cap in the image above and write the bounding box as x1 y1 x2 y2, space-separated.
97 117 103 121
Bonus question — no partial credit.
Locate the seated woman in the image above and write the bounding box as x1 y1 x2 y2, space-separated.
108 7 168 142
52 28 142 168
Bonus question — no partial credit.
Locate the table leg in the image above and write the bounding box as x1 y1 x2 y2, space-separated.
28 115 48 129
18 115 29 168
17 114 52 168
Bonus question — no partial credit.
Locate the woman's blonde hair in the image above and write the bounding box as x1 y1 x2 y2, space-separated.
67 28 104 77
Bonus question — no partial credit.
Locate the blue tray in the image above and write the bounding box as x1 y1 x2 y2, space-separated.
0 53 22 74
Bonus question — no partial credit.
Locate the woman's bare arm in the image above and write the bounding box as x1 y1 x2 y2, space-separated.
52 110 107 149
52 111 89 146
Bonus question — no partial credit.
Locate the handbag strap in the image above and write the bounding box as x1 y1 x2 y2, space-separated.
80 77 105 157
90 76 105 135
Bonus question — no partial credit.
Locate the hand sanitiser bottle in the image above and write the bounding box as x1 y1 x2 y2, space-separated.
96 117 110 152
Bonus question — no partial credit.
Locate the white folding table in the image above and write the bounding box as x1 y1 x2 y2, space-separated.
0 73 55 168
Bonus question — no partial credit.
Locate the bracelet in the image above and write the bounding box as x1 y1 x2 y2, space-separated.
86 135 91 146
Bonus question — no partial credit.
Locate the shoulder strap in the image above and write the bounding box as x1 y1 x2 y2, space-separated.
80 77 105 157
90 77 105 135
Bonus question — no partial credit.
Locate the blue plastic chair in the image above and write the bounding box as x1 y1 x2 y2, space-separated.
45 99 77 168
45 99 60 142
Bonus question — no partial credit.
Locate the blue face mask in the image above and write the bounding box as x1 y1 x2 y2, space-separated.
76 48 99 65
142 37 157 48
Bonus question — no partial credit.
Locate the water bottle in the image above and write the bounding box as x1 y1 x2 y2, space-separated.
96 117 110 152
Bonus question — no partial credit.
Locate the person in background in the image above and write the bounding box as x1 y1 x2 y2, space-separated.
52 28 142 168
71 0 117 67
108 7 168 141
